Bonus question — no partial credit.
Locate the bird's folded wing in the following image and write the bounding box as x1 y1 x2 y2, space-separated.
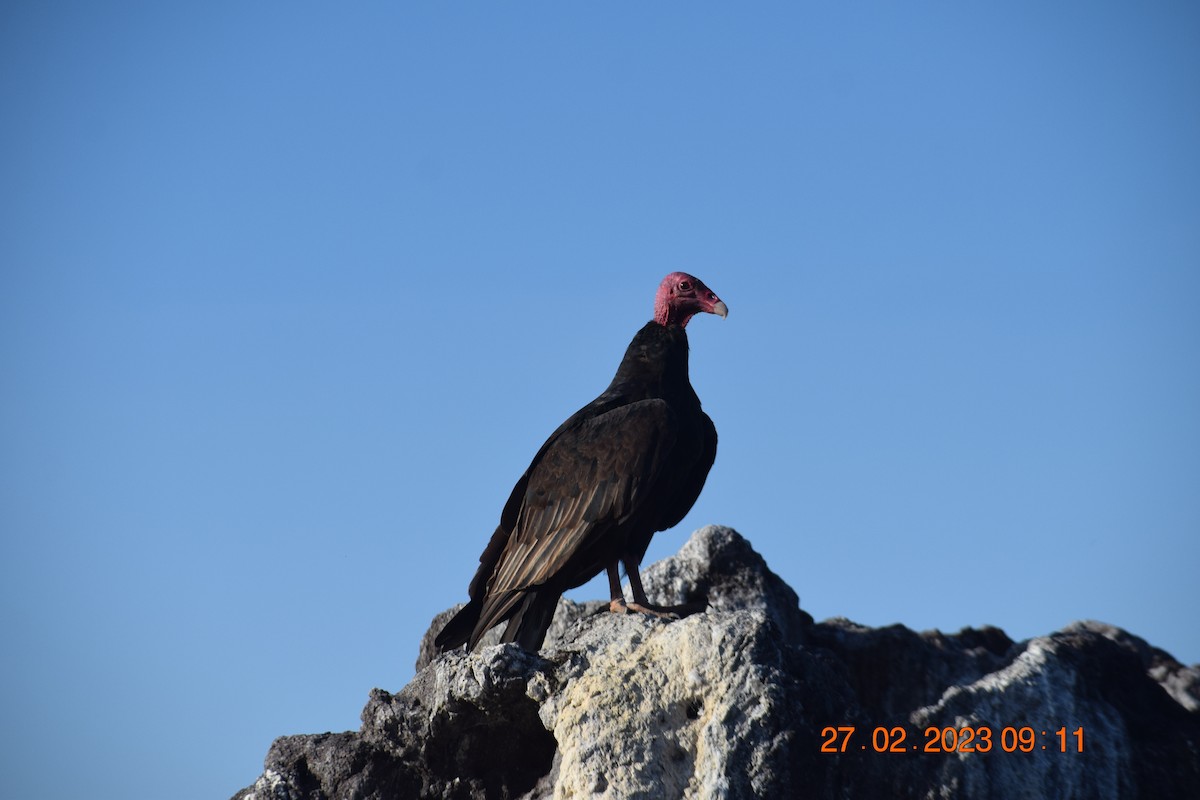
485 398 679 597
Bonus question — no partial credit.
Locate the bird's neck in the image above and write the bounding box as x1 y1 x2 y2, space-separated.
609 322 692 397
653 303 696 327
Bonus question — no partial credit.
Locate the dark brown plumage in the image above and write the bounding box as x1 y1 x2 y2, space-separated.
435 272 727 653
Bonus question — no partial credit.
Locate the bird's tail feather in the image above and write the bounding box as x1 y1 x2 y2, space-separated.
499 589 561 652
433 600 481 652
437 589 560 654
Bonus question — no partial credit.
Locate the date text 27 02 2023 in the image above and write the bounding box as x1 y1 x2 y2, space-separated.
820 725 1085 754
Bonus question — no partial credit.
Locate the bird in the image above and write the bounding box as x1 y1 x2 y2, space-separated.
435 272 727 654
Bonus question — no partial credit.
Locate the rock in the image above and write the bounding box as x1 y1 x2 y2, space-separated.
635 523 812 644
532 609 811 798
235 645 556 800
235 525 1200 800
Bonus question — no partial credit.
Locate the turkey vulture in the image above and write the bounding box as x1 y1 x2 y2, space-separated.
435 272 727 653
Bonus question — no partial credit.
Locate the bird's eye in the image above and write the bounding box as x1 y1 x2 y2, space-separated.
678 280 692 291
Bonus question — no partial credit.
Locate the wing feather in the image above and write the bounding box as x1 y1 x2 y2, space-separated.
469 399 678 637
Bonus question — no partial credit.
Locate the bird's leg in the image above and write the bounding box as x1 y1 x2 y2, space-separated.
606 561 708 618
622 565 678 618
621 562 708 619
607 562 631 614
606 561 678 617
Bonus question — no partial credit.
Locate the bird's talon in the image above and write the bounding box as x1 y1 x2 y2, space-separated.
623 601 683 620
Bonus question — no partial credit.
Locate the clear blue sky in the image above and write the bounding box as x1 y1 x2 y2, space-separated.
3 4 1197 799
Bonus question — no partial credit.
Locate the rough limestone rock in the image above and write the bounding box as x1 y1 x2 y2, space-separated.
234 526 1200 800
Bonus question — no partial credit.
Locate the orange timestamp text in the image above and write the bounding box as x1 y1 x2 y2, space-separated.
820 725 1085 754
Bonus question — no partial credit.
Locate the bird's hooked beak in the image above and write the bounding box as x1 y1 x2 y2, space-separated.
711 299 729 319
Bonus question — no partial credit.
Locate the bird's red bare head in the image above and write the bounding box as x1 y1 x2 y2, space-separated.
653 272 728 327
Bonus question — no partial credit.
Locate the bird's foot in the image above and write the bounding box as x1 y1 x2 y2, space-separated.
608 597 709 620
609 598 639 615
